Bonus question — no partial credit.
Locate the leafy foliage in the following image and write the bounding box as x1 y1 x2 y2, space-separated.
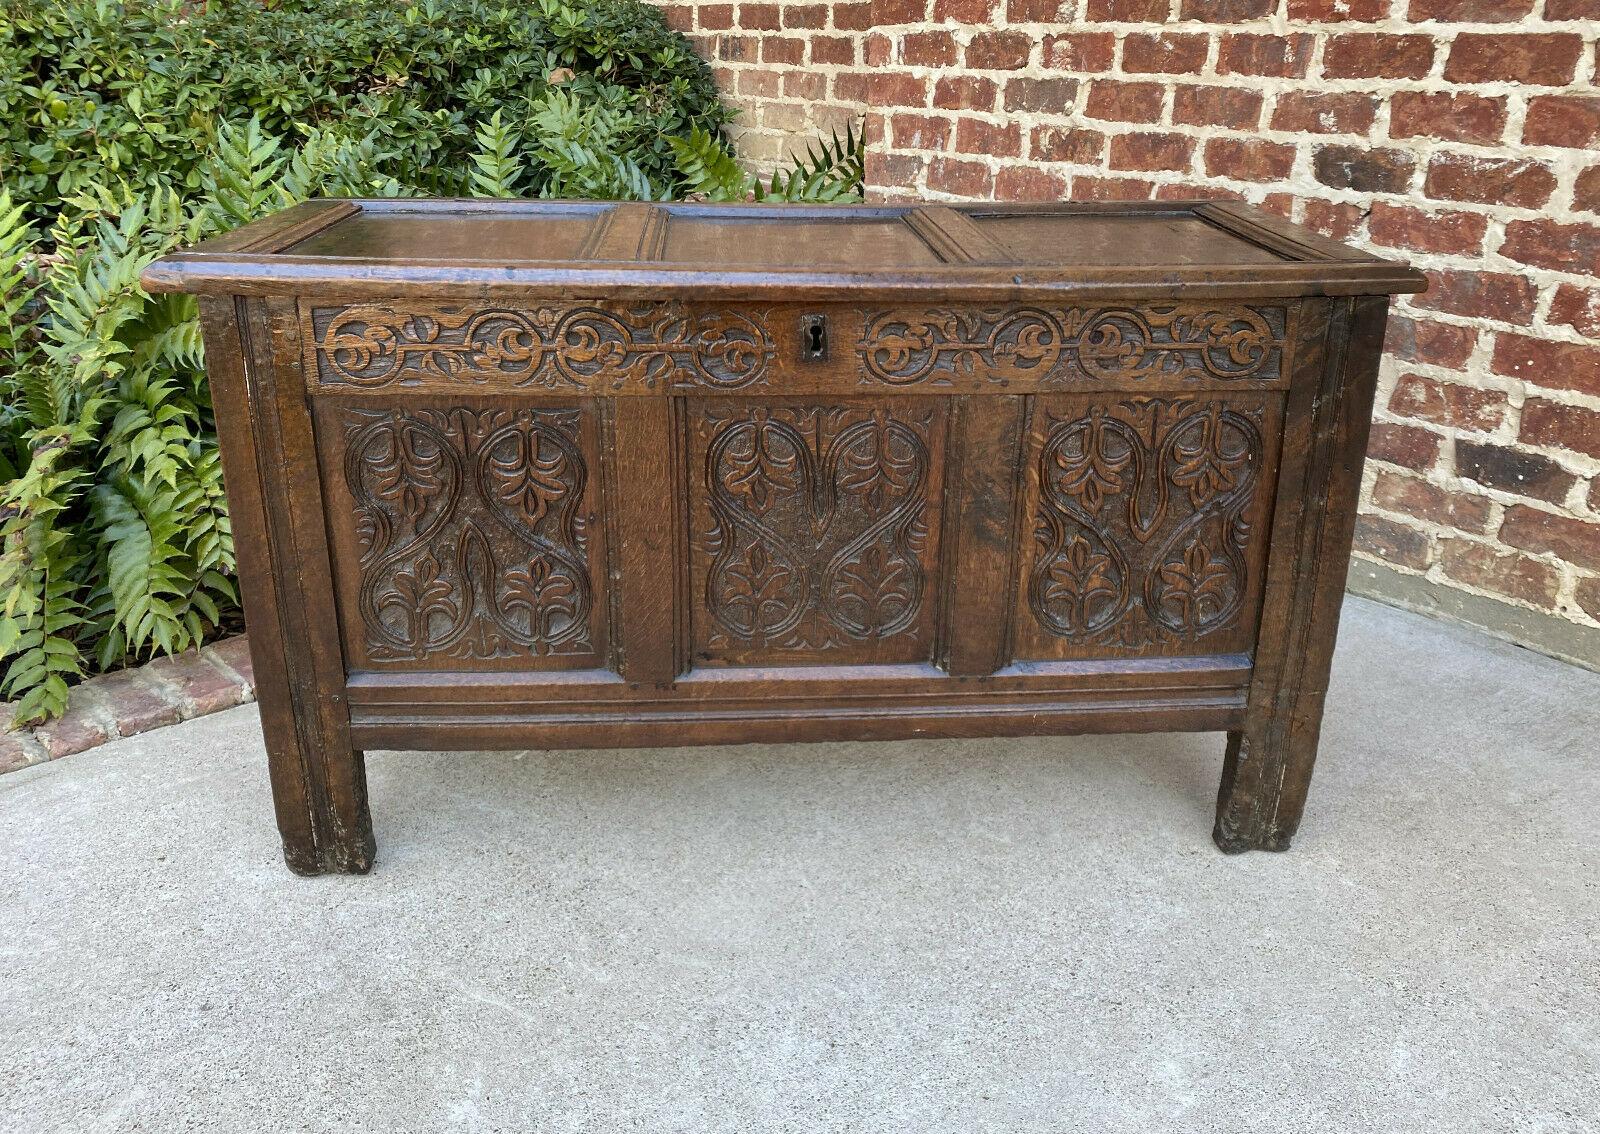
672 120 865 203
0 0 731 224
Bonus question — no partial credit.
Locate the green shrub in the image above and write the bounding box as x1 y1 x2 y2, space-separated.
1 0 733 223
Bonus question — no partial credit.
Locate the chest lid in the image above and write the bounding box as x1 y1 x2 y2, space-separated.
142 198 1425 301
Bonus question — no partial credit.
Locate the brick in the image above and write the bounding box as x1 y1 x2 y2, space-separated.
1179 0 1275 16
966 30 1033 70
1302 199 1364 241
832 0 875 27
1576 167 1600 216
93 670 182 737
1368 422 1443 471
1073 175 1157 201
1043 32 1117 72
736 2 781 29
1423 154 1555 208
1270 92 1377 135
1173 86 1263 130
698 4 734 29
781 4 828 27
1520 399 1600 460
1218 33 1314 77
1492 333 1600 398
892 113 951 151
660 5 692 31
1121 33 1211 75
1312 145 1414 194
1545 0 1600 15
832 72 868 103
1367 204 1487 256
1548 285 1600 339
1457 439 1578 505
1322 34 1434 80
1372 470 1492 533
875 0 927 20
1155 182 1244 203
1204 138 1295 182
29 688 110 760
869 73 928 108
1109 132 1196 173
1353 514 1431 569
1389 374 1507 432
1031 125 1107 163
1383 314 1477 369
762 36 805 64
1086 81 1166 124
867 152 926 190
1005 78 1079 114
783 71 826 100
1444 34 1583 86
810 36 856 65
1008 0 1069 17
956 118 1022 158
1522 96 1600 149
1286 0 1389 16
995 166 1070 201
737 70 780 98
0 728 45 775
196 634 252 688
147 648 249 717
1408 0 1535 19
1389 92 1507 145
1439 539 1560 608
1409 269 1538 322
933 76 997 111
1086 0 1168 16
1500 220 1600 277
927 157 993 197
715 34 755 61
931 0 995 17
1574 574 1600 622
898 30 956 66
1500 505 1600 569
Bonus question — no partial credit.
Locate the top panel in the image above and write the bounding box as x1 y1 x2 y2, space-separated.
142 198 1426 300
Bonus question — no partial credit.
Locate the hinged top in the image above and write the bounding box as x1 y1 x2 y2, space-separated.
142 198 1425 301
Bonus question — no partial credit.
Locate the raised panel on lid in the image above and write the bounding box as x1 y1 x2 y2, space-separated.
657 207 945 268
286 203 612 262
970 212 1289 267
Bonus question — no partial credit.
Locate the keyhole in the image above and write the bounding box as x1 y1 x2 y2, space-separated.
803 315 827 360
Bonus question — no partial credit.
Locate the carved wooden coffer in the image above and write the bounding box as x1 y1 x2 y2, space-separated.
143 199 1424 874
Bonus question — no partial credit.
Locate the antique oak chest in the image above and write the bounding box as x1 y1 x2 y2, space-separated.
144 199 1424 874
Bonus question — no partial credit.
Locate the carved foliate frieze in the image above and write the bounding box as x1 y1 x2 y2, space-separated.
690 401 944 664
336 405 600 665
1023 395 1274 656
859 304 1286 388
310 302 774 391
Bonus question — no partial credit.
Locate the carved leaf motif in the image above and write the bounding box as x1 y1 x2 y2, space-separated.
860 304 1283 387
699 403 936 656
342 407 594 664
314 302 775 390
1030 397 1260 651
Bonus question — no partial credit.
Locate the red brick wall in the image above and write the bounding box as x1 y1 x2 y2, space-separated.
656 0 1600 652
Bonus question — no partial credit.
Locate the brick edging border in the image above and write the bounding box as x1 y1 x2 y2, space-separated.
0 636 256 776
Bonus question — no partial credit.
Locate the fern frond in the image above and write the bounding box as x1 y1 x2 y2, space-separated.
470 110 524 198
669 128 753 202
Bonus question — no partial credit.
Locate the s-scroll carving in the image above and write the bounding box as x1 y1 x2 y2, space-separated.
342 406 595 663
1029 397 1263 651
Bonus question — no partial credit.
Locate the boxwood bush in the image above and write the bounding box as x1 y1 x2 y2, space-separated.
0 0 863 724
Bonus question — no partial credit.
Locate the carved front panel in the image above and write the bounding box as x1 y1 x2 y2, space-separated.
317 400 606 671
307 301 775 392
688 400 947 666
858 303 1288 389
1015 393 1283 660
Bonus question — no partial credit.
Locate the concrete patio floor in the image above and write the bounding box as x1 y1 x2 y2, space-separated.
2 596 1597 1132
